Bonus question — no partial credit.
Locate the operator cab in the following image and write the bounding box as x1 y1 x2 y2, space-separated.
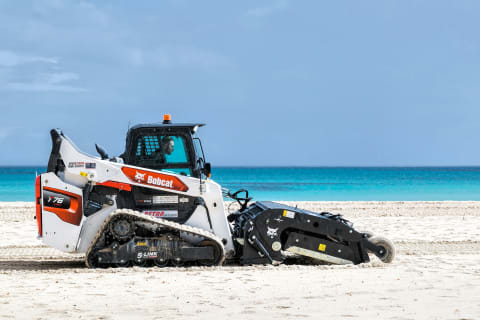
121 115 211 179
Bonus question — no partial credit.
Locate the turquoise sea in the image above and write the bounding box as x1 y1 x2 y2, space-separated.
1 166 480 201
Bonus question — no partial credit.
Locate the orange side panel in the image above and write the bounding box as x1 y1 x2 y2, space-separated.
96 181 132 191
35 176 42 236
43 187 83 226
121 167 189 192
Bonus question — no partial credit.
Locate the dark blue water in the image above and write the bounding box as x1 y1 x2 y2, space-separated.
2 166 480 201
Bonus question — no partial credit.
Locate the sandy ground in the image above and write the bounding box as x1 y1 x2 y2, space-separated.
0 201 479 320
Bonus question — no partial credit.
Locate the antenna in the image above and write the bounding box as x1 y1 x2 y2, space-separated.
127 120 131 132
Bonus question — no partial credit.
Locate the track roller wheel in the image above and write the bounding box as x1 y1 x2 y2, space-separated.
154 258 170 268
171 258 184 267
115 260 131 268
369 236 395 263
133 259 148 267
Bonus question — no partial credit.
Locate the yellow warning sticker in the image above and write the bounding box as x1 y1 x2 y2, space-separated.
136 242 147 246
80 171 88 177
282 210 295 219
318 243 326 252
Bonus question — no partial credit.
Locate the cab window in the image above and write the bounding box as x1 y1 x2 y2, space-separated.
134 135 191 175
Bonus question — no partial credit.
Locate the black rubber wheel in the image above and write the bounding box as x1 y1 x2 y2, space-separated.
369 236 395 263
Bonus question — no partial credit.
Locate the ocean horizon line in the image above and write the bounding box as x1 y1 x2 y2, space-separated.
2 165 480 169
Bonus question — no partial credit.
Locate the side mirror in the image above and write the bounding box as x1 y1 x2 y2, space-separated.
203 162 211 178
95 144 109 160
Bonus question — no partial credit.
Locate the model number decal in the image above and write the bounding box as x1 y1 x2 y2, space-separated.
43 190 71 209
49 196 64 204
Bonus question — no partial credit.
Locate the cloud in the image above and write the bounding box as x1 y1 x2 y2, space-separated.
0 50 58 67
0 127 15 141
44 72 79 84
6 72 86 92
0 49 86 92
127 45 233 69
31 0 109 25
246 0 288 17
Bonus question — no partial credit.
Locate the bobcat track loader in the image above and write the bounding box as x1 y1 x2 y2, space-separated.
35 115 395 268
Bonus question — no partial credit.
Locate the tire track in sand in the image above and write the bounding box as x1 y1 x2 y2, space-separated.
0 240 478 263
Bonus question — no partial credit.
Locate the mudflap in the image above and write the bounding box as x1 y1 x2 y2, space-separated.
234 201 388 265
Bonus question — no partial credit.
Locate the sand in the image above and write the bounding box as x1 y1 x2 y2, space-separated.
0 201 479 319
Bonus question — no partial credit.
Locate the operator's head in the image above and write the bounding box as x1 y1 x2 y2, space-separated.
162 136 174 155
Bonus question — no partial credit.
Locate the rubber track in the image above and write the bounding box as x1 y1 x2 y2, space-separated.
85 209 226 268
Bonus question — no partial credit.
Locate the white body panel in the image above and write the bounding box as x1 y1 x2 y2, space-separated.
42 211 80 252
76 204 117 253
40 172 84 252
39 133 235 255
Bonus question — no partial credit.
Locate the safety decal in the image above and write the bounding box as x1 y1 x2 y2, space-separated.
318 243 326 252
85 162 96 169
153 195 178 204
68 162 84 168
282 210 295 219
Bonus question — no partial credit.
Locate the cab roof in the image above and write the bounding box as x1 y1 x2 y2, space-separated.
129 122 205 131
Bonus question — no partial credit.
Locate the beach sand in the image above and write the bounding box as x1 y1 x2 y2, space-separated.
0 201 479 319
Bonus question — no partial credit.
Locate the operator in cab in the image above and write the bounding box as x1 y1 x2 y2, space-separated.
151 136 174 163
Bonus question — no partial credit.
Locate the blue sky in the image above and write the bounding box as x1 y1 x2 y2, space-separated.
0 0 479 166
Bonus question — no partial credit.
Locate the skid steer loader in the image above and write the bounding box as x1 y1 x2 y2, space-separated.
35 115 395 268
